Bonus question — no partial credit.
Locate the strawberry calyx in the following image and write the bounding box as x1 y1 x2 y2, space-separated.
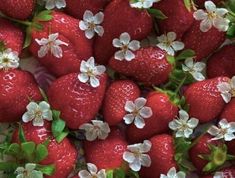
106 168 139 178
199 144 235 172
0 124 55 177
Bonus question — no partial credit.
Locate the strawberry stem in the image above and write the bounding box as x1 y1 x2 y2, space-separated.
0 12 32 26
174 74 188 94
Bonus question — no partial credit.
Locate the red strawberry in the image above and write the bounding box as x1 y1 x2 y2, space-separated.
47 72 107 129
12 122 78 178
207 45 235 79
153 0 194 39
127 92 179 143
182 21 225 61
196 0 222 8
109 47 174 86
30 11 93 77
220 98 235 123
201 167 235 178
184 77 229 123
84 128 127 170
65 0 110 19
0 0 35 20
189 134 224 173
0 69 42 122
0 18 24 54
140 134 177 178
103 80 140 126
94 0 153 64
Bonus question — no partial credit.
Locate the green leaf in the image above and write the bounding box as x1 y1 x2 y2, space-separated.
35 10 53 22
52 110 61 120
18 125 26 143
147 8 167 20
176 49 196 61
114 168 125 178
106 170 114 178
52 118 65 137
55 131 69 143
35 144 48 162
36 164 55 176
7 143 20 156
226 23 235 38
0 162 18 172
21 142 36 156
184 0 192 11
166 55 175 65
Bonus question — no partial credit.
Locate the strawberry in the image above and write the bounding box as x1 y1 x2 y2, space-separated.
220 98 235 123
195 0 222 8
184 77 229 123
83 128 127 170
153 0 194 39
201 167 235 178
207 45 235 79
182 21 225 61
12 122 78 178
109 47 174 86
0 18 24 54
65 0 110 19
47 72 107 129
127 92 179 143
30 11 93 77
103 80 140 126
0 0 35 20
94 0 153 64
140 134 177 178
0 69 42 122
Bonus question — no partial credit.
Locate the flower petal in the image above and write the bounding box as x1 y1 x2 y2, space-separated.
120 32 131 45
139 107 153 118
140 154 151 167
123 114 135 124
193 10 208 20
90 76 100 88
123 151 136 163
134 97 147 110
200 18 213 32
87 163 97 174
125 101 135 112
134 116 145 129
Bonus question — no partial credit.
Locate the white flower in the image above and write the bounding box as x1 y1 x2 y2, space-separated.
157 32 184 56
79 120 111 141
182 58 206 81
112 32 140 61
78 163 106 178
15 163 43 178
208 118 235 141
123 97 153 129
22 101 53 127
169 110 199 138
160 167 186 178
193 1 230 32
213 172 224 178
79 10 104 39
78 57 106 88
0 48 19 69
41 0 66 10
217 76 235 103
35 33 68 58
123 140 152 172
130 0 160 9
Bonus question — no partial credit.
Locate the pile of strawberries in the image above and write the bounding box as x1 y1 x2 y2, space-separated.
0 0 235 177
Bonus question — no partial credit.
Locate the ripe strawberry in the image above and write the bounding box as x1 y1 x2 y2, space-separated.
47 72 107 129
30 11 93 77
65 0 110 19
189 134 224 173
220 99 235 123
201 167 235 178
207 45 235 78
12 122 78 178
0 69 42 122
184 77 229 123
153 0 194 39
109 47 173 86
94 0 153 64
84 128 127 170
103 80 140 126
140 134 177 178
0 18 24 54
127 92 179 143
182 21 225 61
0 0 35 20
196 0 222 8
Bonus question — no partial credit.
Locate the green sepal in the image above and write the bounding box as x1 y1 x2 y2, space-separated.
6 143 20 156
127 169 140 178
18 124 26 143
166 55 176 65
35 144 48 162
226 23 235 38
21 142 36 156
23 26 32 49
174 137 196 172
36 164 55 176
34 10 53 22
52 110 68 143
0 162 18 172
106 170 114 178
147 8 167 20
113 168 125 178
199 144 234 172
175 49 196 61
